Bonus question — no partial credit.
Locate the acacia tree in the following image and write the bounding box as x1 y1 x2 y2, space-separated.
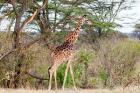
0 0 49 88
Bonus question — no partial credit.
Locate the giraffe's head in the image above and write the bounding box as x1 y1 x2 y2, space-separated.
78 15 92 25
67 15 92 26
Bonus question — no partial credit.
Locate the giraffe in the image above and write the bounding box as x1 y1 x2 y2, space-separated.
48 15 89 90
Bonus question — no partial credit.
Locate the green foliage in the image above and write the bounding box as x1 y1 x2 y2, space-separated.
98 67 108 83
56 49 94 87
57 64 72 87
53 31 68 44
77 49 95 87
57 62 84 87
57 63 83 87
78 49 93 65
0 0 4 4
135 23 140 29
57 64 65 85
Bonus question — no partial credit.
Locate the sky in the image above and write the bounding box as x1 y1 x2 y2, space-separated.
0 0 140 33
115 0 140 33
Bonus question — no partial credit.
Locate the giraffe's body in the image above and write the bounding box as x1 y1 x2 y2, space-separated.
48 16 87 90
51 41 74 66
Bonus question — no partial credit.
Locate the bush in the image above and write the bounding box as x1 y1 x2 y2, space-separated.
90 38 140 88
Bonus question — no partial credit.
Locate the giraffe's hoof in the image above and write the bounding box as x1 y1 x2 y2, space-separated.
55 88 58 90
48 89 50 91
62 87 64 90
48 87 51 91
74 86 77 90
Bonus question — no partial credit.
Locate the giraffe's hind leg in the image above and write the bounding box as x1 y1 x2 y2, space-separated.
54 69 57 90
48 64 58 90
48 68 54 90
48 66 57 90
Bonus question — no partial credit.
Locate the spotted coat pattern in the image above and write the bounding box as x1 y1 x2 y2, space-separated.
48 16 87 90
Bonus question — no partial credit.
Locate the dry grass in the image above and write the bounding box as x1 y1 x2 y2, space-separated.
0 86 140 93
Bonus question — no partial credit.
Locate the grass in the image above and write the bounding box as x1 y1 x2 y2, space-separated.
0 86 139 93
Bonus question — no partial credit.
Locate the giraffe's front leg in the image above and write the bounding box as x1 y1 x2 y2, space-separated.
62 62 70 90
54 69 58 90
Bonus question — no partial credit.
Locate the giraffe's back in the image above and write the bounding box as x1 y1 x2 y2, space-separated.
51 42 75 63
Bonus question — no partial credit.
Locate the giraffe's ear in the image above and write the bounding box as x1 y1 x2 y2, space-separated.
85 19 93 25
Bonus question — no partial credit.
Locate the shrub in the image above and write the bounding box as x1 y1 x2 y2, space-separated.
90 38 140 88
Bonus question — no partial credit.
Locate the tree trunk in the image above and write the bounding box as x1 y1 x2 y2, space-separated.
13 53 24 88
12 13 23 88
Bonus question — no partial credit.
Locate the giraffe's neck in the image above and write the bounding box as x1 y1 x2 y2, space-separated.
74 18 83 33
64 17 84 44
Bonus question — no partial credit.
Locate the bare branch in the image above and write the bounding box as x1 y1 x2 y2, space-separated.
24 10 38 26
27 70 49 80
41 0 48 10
0 49 16 61
19 9 38 32
19 0 48 32
23 36 43 49
0 35 52 61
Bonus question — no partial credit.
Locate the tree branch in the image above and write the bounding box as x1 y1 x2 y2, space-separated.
0 35 52 61
19 9 38 32
19 0 48 32
27 70 49 80
0 49 16 61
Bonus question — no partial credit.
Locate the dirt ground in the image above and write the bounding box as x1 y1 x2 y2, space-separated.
0 86 140 93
